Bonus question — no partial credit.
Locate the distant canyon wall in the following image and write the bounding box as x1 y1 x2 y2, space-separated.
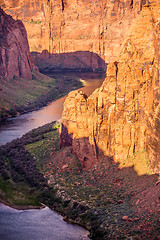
0 0 156 71
60 3 160 173
1 1 160 174
0 7 38 80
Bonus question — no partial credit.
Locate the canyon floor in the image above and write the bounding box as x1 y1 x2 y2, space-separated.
0 70 82 120
0 121 159 239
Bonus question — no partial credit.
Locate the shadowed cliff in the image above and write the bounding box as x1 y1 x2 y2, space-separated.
1 121 159 239
0 8 85 120
43 124 159 239
0 7 38 80
32 50 107 73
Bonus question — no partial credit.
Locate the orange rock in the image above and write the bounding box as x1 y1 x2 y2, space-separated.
0 0 155 70
60 3 160 173
122 216 129 221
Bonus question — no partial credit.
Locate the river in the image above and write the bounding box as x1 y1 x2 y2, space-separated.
0 203 89 240
0 72 105 240
0 72 105 146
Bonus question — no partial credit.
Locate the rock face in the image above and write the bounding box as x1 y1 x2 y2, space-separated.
31 50 107 72
60 3 160 173
0 7 38 80
0 0 156 71
2 1 160 173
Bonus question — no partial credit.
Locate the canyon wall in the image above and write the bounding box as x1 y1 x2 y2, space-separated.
60 3 160 173
0 0 155 71
1 0 160 173
0 7 38 80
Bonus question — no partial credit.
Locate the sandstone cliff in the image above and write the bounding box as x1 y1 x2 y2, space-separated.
0 7 38 80
60 3 160 173
0 0 155 71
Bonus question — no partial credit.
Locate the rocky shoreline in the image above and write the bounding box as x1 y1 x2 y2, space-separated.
0 122 92 238
0 121 159 239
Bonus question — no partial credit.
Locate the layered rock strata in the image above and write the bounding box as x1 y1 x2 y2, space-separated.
0 0 156 71
60 3 160 173
0 7 38 80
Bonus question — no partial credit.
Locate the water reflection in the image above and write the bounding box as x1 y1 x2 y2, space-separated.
0 72 105 145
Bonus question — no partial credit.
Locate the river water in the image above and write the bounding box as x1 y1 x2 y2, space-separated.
0 72 105 240
0 72 105 146
0 203 89 240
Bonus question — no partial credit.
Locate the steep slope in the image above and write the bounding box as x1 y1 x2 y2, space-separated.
60 3 160 173
0 0 155 71
0 8 83 120
0 7 38 80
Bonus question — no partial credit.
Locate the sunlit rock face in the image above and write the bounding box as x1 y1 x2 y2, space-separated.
0 0 155 71
60 3 160 173
0 7 38 80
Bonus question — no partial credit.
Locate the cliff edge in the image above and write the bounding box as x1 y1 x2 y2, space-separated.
0 7 38 80
60 3 160 173
0 0 154 71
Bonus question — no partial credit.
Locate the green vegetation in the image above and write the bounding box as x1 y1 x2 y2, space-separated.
25 123 60 170
0 70 83 120
0 122 159 239
25 125 159 239
23 20 42 24
31 20 42 24
0 177 41 207
0 122 60 208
